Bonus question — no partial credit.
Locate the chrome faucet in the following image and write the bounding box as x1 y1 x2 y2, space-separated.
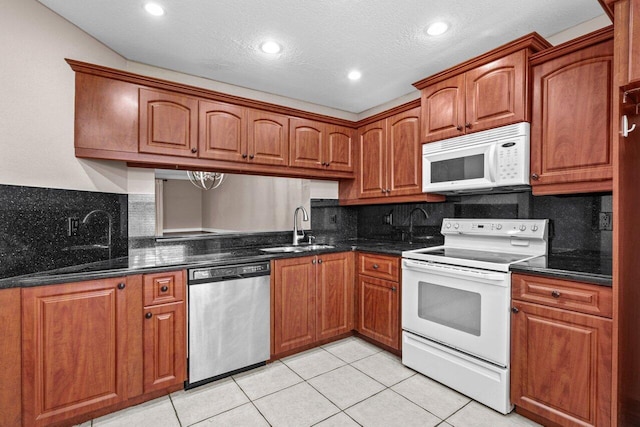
292 205 309 245
408 207 429 244
83 209 113 259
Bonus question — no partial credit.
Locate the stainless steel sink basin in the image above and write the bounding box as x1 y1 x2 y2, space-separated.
260 244 335 253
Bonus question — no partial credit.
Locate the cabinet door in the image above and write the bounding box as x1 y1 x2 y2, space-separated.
420 74 465 142
325 125 354 172
289 118 324 169
511 301 612 427
358 120 388 198
316 252 354 341
465 50 527 133
273 257 316 355
387 107 422 196
247 109 289 166
22 278 130 426
0 289 21 427
198 100 246 161
357 275 399 350
530 40 613 195
139 88 198 157
143 302 186 393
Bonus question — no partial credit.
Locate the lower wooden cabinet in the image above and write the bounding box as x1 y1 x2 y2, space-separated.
356 253 401 351
142 270 187 394
272 252 354 356
21 276 143 427
20 271 186 427
0 288 21 427
511 274 612 427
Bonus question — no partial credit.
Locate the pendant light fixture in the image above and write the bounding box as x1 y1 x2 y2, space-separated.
187 171 225 190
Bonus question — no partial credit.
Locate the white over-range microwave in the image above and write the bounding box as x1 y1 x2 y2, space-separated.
422 122 530 194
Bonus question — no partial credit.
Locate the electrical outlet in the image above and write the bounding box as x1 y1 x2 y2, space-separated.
330 214 337 224
68 217 79 236
598 212 612 231
383 212 393 225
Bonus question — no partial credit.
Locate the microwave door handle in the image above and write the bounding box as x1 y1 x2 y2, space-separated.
487 144 497 183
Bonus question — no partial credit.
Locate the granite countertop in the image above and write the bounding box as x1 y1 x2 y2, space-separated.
510 250 612 286
0 238 444 289
0 236 612 289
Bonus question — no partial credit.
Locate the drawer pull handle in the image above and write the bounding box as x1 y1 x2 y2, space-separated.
145 312 153 319
551 290 561 298
160 286 169 292
372 264 379 269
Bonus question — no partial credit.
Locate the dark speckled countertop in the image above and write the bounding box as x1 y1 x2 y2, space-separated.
0 237 612 289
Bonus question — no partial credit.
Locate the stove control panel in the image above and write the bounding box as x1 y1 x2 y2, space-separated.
441 218 548 239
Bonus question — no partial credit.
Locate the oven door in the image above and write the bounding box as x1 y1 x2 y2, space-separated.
402 258 511 367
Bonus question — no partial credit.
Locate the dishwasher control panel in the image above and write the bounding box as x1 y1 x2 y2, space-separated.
189 261 270 282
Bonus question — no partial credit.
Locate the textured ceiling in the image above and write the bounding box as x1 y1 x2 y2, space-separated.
39 0 606 113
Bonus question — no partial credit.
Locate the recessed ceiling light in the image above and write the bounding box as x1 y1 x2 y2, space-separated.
348 70 362 81
426 22 449 36
144 2 165 16
260 41 281 54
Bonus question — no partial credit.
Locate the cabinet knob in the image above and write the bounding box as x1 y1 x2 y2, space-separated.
551 290 561 298
312 259 316 264
318 259 323 264
465 122 472 129
511 307 519 314
242 153 248 158
117 283 125 290
322 162 327 166
145 312 153 319
249 154 255 159
391 286 397 292
160 285 169 292
372 264 379 269
326 162 330 167
191 147 197 153
456 125 463 131
531 173 539 181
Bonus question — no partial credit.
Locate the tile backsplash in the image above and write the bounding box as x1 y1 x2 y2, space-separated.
0 184 128 278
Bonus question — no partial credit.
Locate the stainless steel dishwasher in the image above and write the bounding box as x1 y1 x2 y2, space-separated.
186 261 270 389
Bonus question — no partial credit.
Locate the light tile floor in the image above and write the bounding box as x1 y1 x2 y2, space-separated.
84 337 542 427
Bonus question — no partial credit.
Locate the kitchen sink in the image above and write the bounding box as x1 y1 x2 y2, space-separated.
260 244 335 253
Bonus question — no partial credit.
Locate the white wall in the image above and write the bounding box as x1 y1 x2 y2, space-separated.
546 14 611 46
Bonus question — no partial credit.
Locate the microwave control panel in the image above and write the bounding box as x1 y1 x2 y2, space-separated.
496 141 528 185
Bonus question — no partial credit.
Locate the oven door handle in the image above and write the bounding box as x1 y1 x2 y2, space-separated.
402 259 507 285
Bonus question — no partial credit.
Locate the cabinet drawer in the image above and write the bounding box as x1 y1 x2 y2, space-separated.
358 253 399 281
512 273 612 318
143 271 185 306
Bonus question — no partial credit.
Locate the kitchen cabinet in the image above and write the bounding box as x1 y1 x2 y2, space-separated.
289 118 354 172
420 51 527 142
356 253 401 351
530 28 614 195
0 288 21 427
139 88 199 157
272 252 354 356
414 33 550 143
247 109 290 166
142 271 186 393
511 273 612 427
21 276 143 427
358 107 422 199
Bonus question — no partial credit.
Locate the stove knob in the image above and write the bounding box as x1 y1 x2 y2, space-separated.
496 224 502 230
519 224 527 231
454 223 459 229
531 225 539 232
445 223 451 229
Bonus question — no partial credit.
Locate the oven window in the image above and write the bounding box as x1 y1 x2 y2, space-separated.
430 154 484 183
418 281 481 336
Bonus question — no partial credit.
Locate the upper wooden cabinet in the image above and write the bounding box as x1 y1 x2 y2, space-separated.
289 118 354 172
529 28 613 195
139 88 199 157
414 33 550 143
358 107 422 199
198 100 246 162
247 109 289 166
